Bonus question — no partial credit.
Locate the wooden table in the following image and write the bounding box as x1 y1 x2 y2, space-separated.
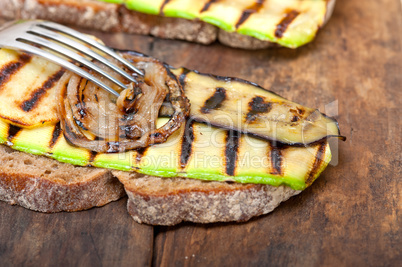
1 0 400 266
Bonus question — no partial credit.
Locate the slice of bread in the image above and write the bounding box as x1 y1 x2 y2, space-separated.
0 0 336 49
0 145 125 212
114 171 301 226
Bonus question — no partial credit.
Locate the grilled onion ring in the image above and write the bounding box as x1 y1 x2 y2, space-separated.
57 53 190 153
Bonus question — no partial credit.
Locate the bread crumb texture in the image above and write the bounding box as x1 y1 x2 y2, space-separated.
0 145 125 212
114 171 300 225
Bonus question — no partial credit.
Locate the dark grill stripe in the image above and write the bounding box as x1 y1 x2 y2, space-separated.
80 79 89 103
275 10 300 38
49 122 62 148
200 87 226 114
225 130 240 176
159 0 171 15
306 142 327 185
180 120 195 168
135 147 148 164
269 143 283 175
0 54 32 89
200 0 219 12
178 68 191 92
20 70 65 112
89 151 98 163
7 124 22 141
75 78 89 121
235 0 265 29
246 96 272 122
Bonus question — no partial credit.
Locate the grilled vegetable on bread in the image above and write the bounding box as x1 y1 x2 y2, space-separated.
0 46 343 224
0 48 340 190
0 0 336 49
58 55 190 153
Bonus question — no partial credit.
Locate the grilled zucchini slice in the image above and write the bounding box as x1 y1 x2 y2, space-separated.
119 0 333 48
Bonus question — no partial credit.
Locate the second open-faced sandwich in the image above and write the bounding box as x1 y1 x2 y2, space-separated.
1 0 337 49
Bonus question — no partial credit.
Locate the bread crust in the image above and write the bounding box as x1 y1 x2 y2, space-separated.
0 145 125 212
114 172 300 226
218 30 276 50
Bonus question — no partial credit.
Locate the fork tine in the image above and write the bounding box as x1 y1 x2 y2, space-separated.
29 26 138 83
19 33 128 90
11 41 120 97
38 21 144 76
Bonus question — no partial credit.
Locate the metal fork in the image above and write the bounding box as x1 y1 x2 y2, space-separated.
0 20 144 97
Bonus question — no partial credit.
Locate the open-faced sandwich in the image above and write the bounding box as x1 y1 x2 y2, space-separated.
0 32 343 225
0 0 336 49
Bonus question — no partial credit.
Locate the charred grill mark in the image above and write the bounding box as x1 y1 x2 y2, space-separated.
80 80 88 103
235 0 265 29
289 107 305 123
0 54 32 89
74 117 88 131
159 0 171 15
135 147 148 164
275 10 300 38
77 78 88 117
200 87 226 114
89 150 98 163
94 135 105 141
246 96 272 122
72 78 89 121
63 123 81 143
225 130 240 176
178 68 191 92
7 124 22 141
166 67 179 82
20 70 65 112
201 0 219 12
269 143 283 176
63 122 95 150
306 142 327 185
180 120 195 168
297 107 305 115
291 115 299 122
49 122 62 148
75 77 83 105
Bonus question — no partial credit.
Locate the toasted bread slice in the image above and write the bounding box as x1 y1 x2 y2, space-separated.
0 145 125 212
114 171 300 226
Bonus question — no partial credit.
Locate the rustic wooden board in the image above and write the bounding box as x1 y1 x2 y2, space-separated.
0 198 154 266
0 0 401 266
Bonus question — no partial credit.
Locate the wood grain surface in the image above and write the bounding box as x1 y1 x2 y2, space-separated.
0 0 401 266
